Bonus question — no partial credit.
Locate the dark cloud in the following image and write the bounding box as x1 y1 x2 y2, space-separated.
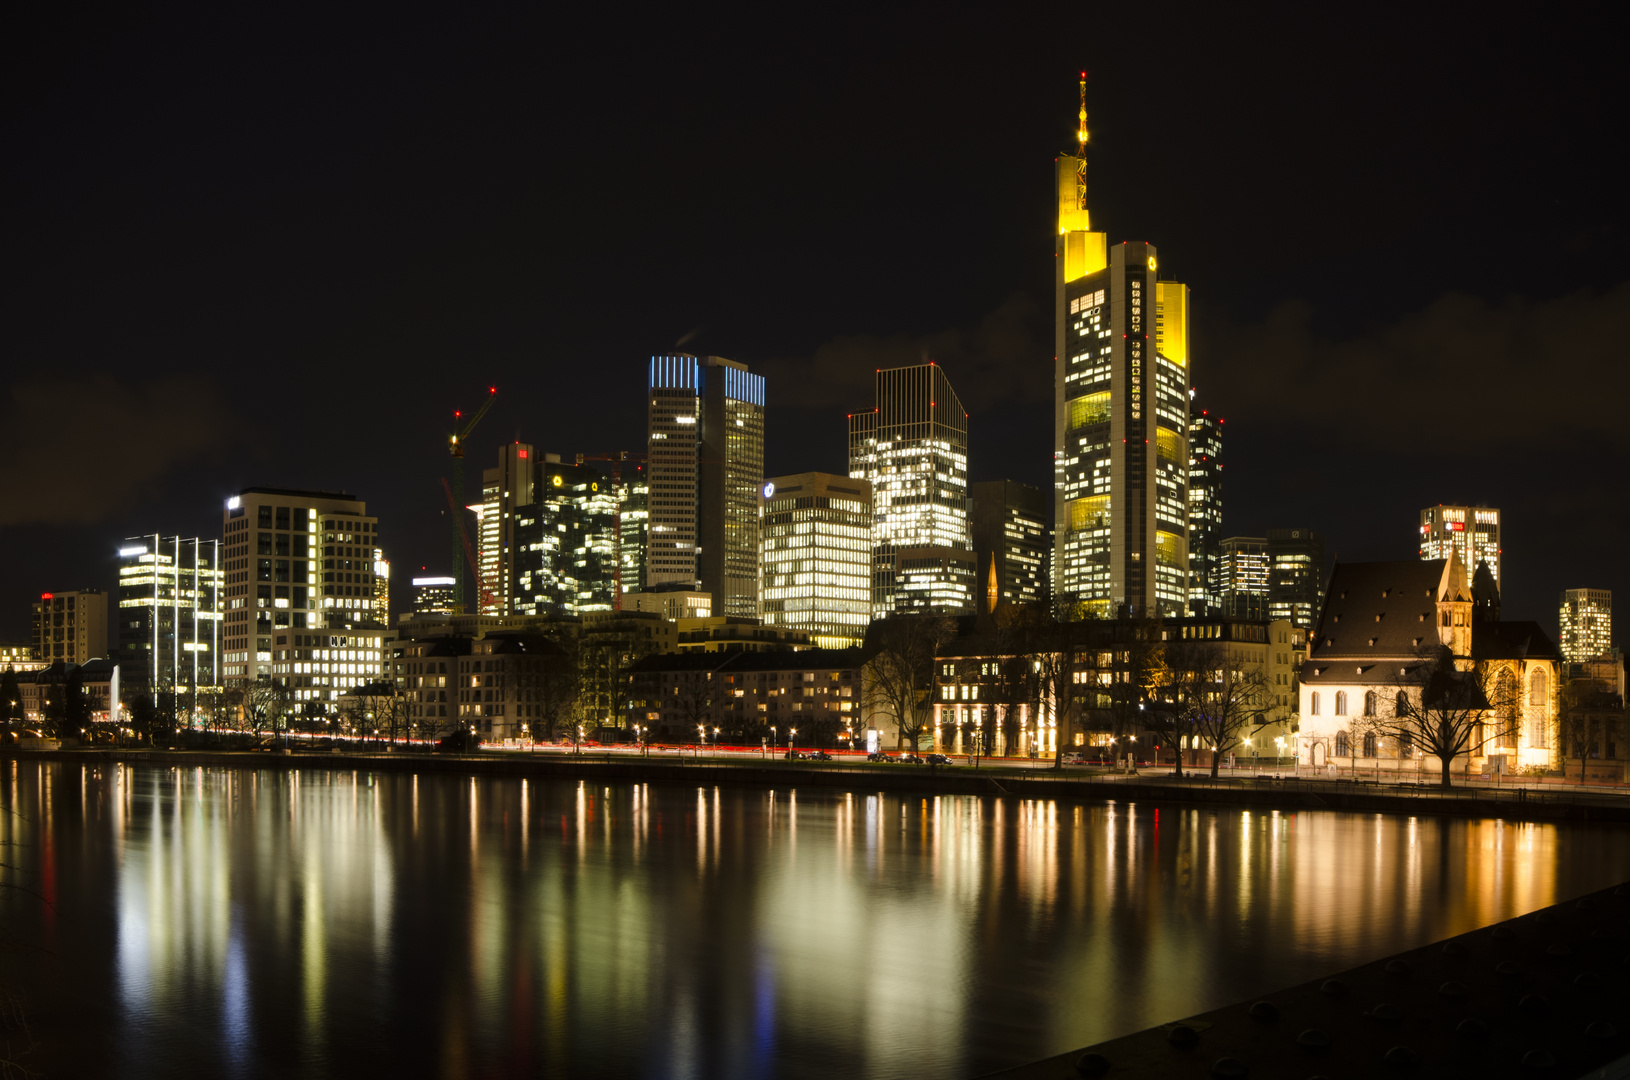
759 293 1047 415
1204 282 1630 449
0 376 233 527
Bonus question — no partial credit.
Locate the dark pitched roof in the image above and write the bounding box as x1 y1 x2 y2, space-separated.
1308 560 1445 660
1472 620 1562 663
487 633 568 657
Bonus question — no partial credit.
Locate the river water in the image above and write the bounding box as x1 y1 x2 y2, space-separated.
2 761 1628 1079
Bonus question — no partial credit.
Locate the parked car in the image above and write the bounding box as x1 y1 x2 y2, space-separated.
925 753 953 766
803 750 832 761
1062 752 1089 765
866 751 893 763
898 753 924 764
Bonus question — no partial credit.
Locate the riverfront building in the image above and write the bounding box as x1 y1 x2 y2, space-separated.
627 648 869 747
220 487 383 689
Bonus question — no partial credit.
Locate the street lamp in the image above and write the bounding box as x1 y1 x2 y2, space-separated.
789 727 798 759
1274 735 1285 778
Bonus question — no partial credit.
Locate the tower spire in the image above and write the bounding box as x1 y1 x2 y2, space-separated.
1076 71 1089 210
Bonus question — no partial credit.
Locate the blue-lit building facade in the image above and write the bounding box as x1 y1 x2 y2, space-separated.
647 354 766 618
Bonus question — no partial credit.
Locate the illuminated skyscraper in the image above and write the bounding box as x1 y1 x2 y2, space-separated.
760 472 873 647
1053 78 1191 617
646 355 766 617
1559 589 1612 663
477 443 630 617
971 480 1048 611
411 576 456 615
1267 527 1324 630
1420 505 1501 587
220 487 383 692
118 535 222 696
849 363 975 617
1186 401 1223 614
1218 536 1268 619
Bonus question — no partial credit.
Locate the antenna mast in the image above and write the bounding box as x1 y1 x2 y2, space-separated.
1076 71 1090 210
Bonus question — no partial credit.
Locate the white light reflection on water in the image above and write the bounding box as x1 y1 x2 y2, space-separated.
3 764 1630 1079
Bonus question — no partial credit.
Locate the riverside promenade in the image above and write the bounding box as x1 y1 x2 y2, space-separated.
977 880 1630 1080
12 746 1630 825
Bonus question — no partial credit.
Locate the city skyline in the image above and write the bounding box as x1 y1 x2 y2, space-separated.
2 11 1625 649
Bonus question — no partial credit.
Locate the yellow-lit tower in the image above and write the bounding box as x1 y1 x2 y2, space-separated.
1053 74 1191 618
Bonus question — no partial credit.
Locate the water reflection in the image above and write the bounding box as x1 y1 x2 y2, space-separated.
1 761 1627 1079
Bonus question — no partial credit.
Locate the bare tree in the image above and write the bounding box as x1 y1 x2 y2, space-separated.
1165 640 1273 779
530 647 582 742
1557 677 1622 782
672 669 717 745
863 615 956 754
1352 647 1505 787
242 678 292 741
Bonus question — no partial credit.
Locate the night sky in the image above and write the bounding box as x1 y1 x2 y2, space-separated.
4 4 1625 644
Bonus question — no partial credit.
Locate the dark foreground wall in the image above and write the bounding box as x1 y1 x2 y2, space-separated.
976 880 1630 1080
7 748 1630 826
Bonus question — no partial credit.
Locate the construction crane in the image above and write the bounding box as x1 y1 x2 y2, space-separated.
442 478 498 613
447 387 497 614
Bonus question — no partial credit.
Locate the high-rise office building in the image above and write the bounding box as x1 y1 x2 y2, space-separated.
117 535 222 695
31 589 108 665
1053 79 1191 618
1186 400 1225 615
572 450 650 599
1559 589 1612 663
411 576 457 616
1218 536 1269 619
971 480 1049 611
372 550 390 624
760 472 874 648
848 363 975 617
221 488 384 690
1186 402 1223 615
1267 527 1324 630
646 355 765 617
1420 505 1501 586
477 445 633 617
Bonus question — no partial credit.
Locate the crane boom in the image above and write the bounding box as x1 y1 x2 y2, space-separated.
447 386 497 614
